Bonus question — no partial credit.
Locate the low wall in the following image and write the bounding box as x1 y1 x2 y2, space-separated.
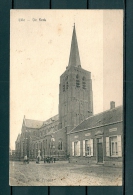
69 156 96 165
69 156 123 167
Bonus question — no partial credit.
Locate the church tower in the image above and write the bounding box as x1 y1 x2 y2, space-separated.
59 24 93 134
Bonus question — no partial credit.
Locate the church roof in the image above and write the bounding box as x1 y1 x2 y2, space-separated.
42 114 59 127
24 118 44 129
69 106 123 134
23 114 59 129
16 134 21 142
68 24 81 68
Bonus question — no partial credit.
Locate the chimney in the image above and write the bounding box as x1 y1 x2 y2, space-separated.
110 101 115 109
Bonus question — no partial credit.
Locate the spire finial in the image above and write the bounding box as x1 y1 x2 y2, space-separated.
73 23 75 28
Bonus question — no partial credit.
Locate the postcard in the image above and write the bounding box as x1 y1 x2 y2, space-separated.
10 10 123 186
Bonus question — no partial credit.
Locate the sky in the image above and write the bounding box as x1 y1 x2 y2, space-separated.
10 10 123 150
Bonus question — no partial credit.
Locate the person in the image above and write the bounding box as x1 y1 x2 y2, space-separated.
67 154 70 163
44 157 46 163
53 157 56 163
51 156 53 163
24 155 27 164
36 156 39 164
48 156 50 163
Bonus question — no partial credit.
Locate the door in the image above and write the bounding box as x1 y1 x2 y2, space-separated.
97 138 103 163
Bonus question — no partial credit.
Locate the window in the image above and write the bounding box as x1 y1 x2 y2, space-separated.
46 139 47 149
58 139 63 150
85 140 91 156
76 74 80 88
72 141 80 156
83 139 93 156
66 82 68 89
43 140 45 149
65 75 68 80
110 136 118 156
106 135 122 157
82 77 86 89
63 84 65 92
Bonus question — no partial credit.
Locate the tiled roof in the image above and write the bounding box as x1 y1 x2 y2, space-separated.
24 114 59 129
25 119 44 129
69 106 123 134
42 114 59 127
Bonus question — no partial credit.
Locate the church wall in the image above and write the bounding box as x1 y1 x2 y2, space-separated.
29 128 67 160
52 128 67 159
16 116 59 159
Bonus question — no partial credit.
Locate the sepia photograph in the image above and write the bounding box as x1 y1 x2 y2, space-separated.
10 10 123 186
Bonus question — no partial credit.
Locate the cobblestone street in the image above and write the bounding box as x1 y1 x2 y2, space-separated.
9 161 122 186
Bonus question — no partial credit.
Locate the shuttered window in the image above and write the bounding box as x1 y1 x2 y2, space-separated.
117 135 122 157
76 75 80 88
106 137 110 156
110 136 118 156
78 141 80 156
90 139 93 156
72 141 80 156
72 142 74 156
83 140 85 156
82 77 86 89
106 135 122 157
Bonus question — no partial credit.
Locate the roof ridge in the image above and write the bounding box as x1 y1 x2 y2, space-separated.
25 114 59 123
69 105 123 134
25 118 44 122
85 105 123 120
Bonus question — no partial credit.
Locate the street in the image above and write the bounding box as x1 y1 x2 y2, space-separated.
9 161 122 186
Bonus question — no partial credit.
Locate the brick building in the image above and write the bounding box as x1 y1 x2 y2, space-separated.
15 24 123 166
68 103 123 167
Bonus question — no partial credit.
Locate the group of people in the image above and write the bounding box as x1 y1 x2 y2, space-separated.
44 156 56 163
23 154 70 164
36 156 56 164
23 155 56 164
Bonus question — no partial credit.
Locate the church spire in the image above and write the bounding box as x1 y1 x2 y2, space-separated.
68 24 81 68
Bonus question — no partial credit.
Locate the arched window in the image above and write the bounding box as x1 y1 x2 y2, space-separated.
65 75 68 80
46 139 47 149
66 81 68 89
43 140 45 149
82 76 86 89
76 74 80 88
58 139 63 150
63 84 65 92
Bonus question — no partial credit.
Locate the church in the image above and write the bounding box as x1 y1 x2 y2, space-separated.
15 24 123 167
